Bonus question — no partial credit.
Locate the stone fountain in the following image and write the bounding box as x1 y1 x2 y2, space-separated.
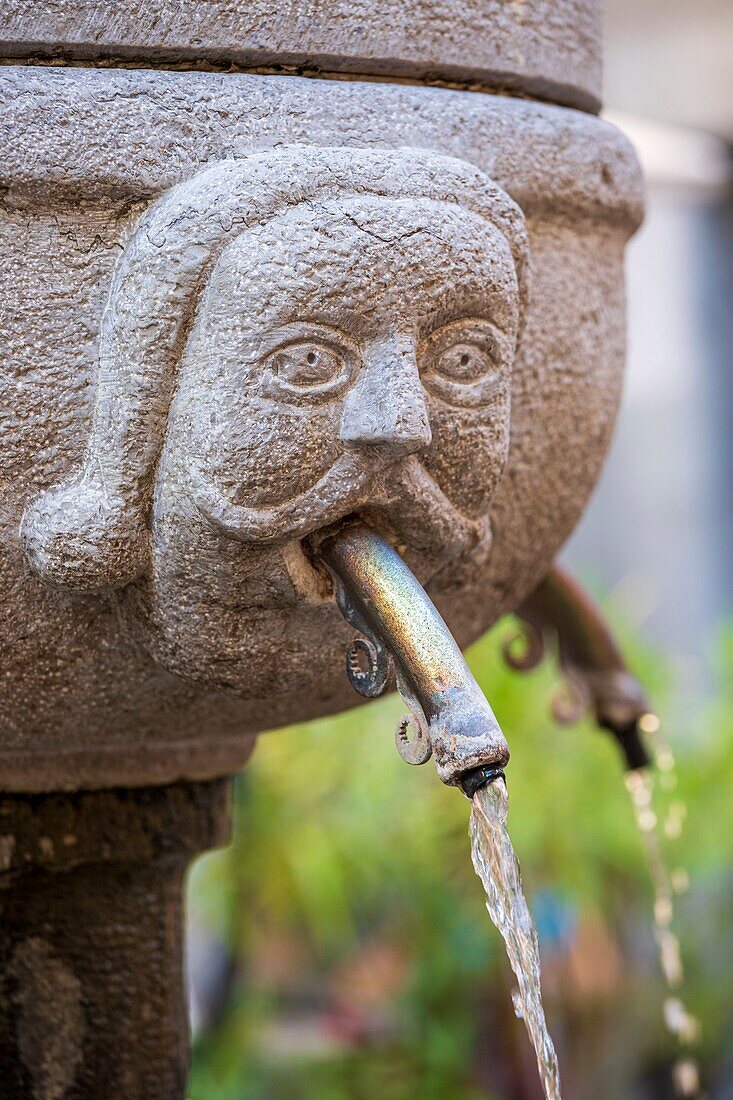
0 1 643 1095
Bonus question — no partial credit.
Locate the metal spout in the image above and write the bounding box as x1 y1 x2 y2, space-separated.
511 564 652 770
316 520 509 788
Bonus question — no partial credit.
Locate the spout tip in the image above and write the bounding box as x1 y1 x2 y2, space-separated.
429 686 510 787
459 764 506 799
600 717 651 771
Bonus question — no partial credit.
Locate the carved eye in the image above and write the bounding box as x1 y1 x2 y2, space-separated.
431 342 492 383
262 338 355 403
420 321 507 409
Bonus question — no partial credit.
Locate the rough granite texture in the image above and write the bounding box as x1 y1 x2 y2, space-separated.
0 0 603 113
0 66 644 791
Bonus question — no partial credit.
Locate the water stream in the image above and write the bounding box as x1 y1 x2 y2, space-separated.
470 779 563 1100
626 716 704 1099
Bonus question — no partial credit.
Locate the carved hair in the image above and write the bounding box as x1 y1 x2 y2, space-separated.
22 146 529 592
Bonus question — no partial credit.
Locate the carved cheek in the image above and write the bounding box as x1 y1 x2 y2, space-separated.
220 400 344 507
422 391 512 518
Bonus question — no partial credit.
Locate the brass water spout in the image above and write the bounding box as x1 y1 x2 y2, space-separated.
316 520 509 792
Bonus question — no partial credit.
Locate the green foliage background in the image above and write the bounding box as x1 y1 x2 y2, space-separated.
188 618 733 1099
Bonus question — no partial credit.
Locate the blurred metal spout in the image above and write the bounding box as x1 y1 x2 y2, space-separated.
508 564 652 770
316 520 509 788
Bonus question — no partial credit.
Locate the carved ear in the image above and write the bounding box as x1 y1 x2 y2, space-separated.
22 159 253 591
21 147 528 591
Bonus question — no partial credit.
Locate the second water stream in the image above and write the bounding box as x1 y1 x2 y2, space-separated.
625 717 703 1098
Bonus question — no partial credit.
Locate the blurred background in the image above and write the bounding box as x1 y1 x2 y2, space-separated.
186 4 733 1096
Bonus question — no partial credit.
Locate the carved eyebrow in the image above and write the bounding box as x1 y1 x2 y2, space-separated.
416 308 513 343
252 318 361 356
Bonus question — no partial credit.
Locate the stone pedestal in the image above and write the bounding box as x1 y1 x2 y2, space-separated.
0 780 230 1099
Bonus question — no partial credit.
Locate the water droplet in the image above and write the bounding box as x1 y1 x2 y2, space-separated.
673 1057 703 1097
624 769 645 795
658 930 683 987
672 868 690 895
663 997 699 1043
664 802 687 840
640 713 661 734
656 747 675 771
654 897 673 927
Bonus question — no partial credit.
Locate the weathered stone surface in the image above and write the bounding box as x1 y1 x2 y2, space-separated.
0 66 643 791
0 0 603 113
0 779 230 1099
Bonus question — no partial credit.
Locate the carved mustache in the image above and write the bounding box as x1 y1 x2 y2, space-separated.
189 453 486 563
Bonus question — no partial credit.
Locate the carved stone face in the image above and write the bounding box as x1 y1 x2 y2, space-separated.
136 194 521 689
21 148 529 711
180 196 518 556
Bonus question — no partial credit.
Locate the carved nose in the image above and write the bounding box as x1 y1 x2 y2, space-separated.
340 339 432 455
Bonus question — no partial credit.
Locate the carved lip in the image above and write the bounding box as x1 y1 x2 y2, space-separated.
188 451 384 546
187 452 485 573
360 455 488 568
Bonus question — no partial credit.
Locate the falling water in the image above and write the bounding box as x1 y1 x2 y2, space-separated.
470 779 562 1100
626 715 704 1099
